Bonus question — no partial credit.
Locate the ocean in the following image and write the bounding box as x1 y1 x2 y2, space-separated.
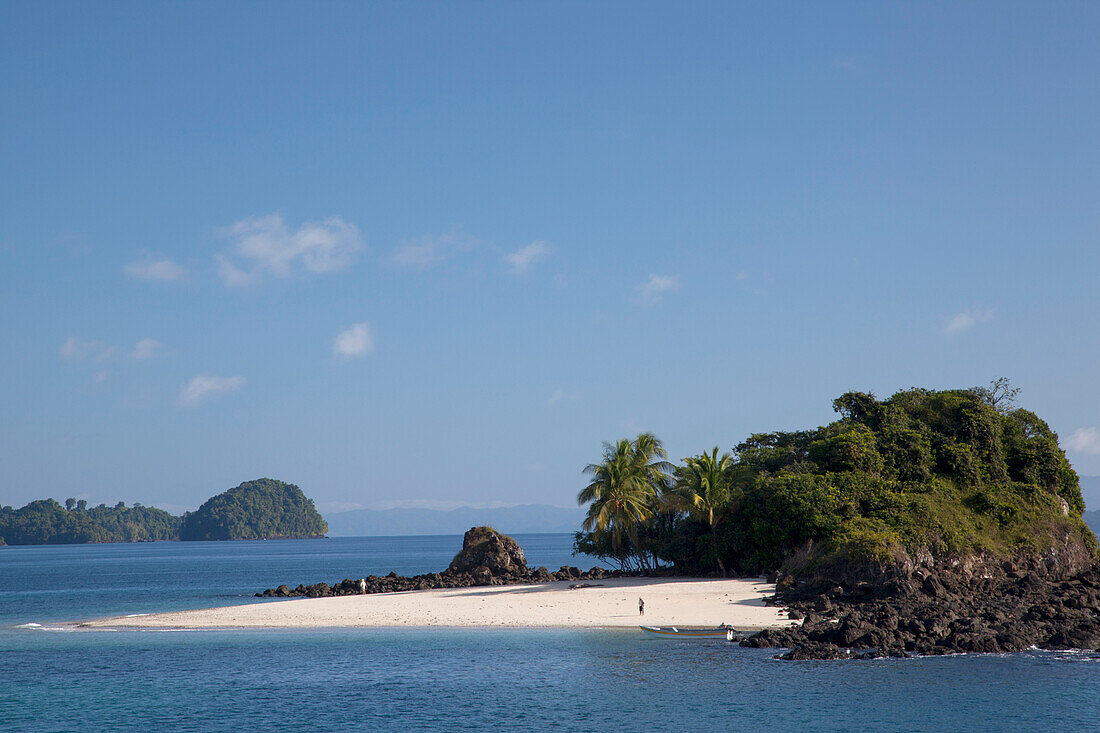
2 535 1098 732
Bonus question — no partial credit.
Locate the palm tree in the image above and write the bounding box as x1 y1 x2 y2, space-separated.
667 447 736 576
577 433 673 570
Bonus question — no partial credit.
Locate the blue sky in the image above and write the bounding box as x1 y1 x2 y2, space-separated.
3 2 1099 513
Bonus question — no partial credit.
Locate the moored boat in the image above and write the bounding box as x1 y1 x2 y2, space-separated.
640 625 741 640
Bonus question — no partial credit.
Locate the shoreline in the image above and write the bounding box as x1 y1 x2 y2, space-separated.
80 576 798 631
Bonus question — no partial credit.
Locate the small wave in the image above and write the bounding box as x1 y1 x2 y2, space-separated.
124 613 148 617
13 622 75 632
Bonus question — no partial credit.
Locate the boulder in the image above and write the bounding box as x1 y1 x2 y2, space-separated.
471 565 494 586
779 643 848 660
448 526 528 576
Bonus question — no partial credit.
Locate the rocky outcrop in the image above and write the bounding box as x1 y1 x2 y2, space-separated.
744 550 1100 659
448 527 528 575
257 527 617 598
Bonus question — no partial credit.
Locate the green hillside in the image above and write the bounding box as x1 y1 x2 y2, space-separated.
179 478 328 541
576 383 1097 575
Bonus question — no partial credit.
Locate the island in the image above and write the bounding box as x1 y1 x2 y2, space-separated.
86 382 1100 660
570 382 1099 657
0 478 327 544
179 478 328 541
0 499 180 545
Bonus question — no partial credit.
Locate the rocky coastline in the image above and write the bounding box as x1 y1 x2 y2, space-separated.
257 526 622 599
743 551 1100 659
258 526 1100 660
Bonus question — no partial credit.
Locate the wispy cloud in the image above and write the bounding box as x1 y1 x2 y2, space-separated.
548 388 573 405
392 233 475 269
59 336 114 362
124 258 187 282
505 241 551 274
178 375 246 407
216 214 363 285
1067 427 1100 455
333 322 374 359
130 338 164 360
638 274 680 303
944 309 993 335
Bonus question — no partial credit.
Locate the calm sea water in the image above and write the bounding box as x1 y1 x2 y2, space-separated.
0 534 592 626
2 535 1099 732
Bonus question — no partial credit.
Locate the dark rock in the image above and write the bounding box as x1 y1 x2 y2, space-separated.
780 643 848 660
743 557 1100 661
471 565 493 586
530 566 553 582
448 527 528 576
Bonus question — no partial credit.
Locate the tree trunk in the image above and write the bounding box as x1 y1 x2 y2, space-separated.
711 527 726 578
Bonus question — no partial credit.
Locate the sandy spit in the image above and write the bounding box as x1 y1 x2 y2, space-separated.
81 577 797 630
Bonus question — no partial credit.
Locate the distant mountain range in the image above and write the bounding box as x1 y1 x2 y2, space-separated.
324 504 587 537
1081 475 1100 512
1084 511 1100 539
322 476 1100 539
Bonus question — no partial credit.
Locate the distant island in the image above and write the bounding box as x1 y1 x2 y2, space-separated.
0 478 326 545
180 478 328 541
0 500 181 545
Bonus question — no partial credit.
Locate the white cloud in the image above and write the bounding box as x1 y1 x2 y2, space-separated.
177 375 246 407
124 258 186 282
215 255 254 286
505 241 551 274
130 338 164 360
944 309 993 335
548 388 575 405
1067 427 1100 455
333 322 374 359
392 233 475 269
59 336 114 362
638 274 680 303
216 214 363 284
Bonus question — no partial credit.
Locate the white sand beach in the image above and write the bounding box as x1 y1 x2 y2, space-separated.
83 576 796 630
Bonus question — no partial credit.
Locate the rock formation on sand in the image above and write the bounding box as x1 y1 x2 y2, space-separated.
258 526 614 598
448 525 528 575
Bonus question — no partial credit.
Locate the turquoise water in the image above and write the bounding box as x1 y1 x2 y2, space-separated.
2 536 1099 732
0 534 590 626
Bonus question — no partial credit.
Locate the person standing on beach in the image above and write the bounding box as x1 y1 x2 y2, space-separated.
639 598 645 616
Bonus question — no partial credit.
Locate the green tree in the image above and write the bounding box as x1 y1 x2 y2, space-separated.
577 433 672 571
179 478 328 541
667 447 737 576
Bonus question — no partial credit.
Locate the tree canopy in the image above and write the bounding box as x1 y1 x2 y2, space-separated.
575 383 1096 576
0 499 180 545
1 478 327 545
178 478 328 541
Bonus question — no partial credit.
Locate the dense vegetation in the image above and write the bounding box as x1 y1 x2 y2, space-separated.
1 478 327 545
179 479 328 541
575 382 1097 575
0 499 180 545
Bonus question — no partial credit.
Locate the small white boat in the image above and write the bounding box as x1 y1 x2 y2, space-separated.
640 625 740 640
